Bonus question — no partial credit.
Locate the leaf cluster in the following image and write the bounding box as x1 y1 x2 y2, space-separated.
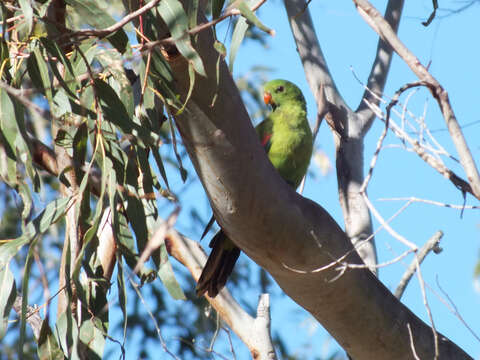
0 0 280 359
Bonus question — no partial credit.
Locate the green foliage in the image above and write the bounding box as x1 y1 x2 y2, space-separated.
0 265 16 341
0 0 283 359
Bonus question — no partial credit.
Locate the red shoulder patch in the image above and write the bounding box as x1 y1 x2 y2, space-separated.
261 133 272 148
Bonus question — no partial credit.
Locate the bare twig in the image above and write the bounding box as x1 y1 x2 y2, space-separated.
0 14 24 25
362 193 417 249
395 231 443 299
407 323 421 360
363 97 475 198
67 0 161 39
0 81 53 121
414 260 439 359
353 0 480 199
422 0 438 26
378 197 480 210
360 80 426 193
141 0 270 51
128 276 181 360
436 277 480 343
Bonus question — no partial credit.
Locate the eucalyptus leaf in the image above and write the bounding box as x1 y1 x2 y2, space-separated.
211 0 225 19
158 243 186 300
0 89 18 186
18 0 34 36
116 256 128 341
18 240 35 358
0 197 71 268
55 310 80 360
93 78 133 135
237 1 273 35
187 0 199 28
158 0 206 76
0 265 16 341
78 319 105 360
229 17 249 73
33 46 54 105
64 0 129 53
37 320 64 360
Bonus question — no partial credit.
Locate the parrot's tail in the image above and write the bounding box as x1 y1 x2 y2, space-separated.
196 230 241 298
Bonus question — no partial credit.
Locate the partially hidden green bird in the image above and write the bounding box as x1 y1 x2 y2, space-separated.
196 79 313 298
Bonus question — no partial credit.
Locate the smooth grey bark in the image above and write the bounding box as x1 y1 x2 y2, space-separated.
166 8 472 359
283 0 404 276
283 0 386 273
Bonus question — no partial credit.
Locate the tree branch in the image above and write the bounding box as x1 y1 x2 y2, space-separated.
140 0 270 51
165 6 471 357
284 0 378 273
166 229 277 359
353 0 480 199
283 0 347 119
66 0 161 39
362 96 475 199
356 0 405 130
26 132 275 359
395 231 443 299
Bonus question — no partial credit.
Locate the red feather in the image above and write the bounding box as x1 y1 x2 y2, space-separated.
261 133 272 148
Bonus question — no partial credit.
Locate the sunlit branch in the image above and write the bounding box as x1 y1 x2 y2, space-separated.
353 0 480 199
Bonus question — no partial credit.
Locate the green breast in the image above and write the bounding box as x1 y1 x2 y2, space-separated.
267 105 313 189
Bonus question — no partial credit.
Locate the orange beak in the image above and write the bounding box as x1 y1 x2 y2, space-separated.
263 91 272 105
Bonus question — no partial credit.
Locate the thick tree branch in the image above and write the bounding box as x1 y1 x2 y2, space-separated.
356 0 405 130
284 0 378 273
165 7 471 358
27 133 275 359
353 0 480 199
283 0 347 119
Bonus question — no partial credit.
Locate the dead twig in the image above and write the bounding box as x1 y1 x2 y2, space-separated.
353 0 480 199
395 231 443 299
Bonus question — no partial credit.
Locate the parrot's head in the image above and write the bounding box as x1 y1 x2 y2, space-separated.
263 79 306 110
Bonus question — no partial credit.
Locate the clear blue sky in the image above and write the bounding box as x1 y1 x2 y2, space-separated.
105 1 480 358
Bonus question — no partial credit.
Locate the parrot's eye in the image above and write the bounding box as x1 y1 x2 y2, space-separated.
275 86 284 93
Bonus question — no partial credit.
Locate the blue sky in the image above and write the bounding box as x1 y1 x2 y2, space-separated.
161 1 480 358
3 1 474 359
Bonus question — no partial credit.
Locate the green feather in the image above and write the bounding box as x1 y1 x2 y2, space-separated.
259 79 313 188
196 79 313 297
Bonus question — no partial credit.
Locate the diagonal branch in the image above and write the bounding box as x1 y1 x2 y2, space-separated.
66 0 161 39
356 0 405 130
166 229 277 359
284 0 379 274
362 85 476 199
395 231 443 299
353 0 480 199
165 6 472 356
27 132 276 359
283 0 348 119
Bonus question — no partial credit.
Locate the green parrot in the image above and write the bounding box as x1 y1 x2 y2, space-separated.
196 79 313 297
